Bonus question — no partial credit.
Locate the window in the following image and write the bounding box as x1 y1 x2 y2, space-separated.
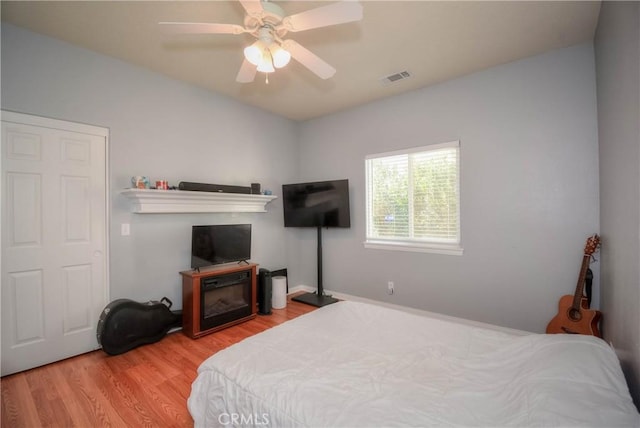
365 141 462 255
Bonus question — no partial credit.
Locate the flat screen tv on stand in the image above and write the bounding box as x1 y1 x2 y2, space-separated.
191 224 251 270
282 179 351 307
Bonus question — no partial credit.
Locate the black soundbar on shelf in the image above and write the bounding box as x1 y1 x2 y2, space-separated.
178 181 252 194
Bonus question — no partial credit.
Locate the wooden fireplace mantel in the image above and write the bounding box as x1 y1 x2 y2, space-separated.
180 263 258 339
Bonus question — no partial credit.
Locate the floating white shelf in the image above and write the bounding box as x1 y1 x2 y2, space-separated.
121 189 277 214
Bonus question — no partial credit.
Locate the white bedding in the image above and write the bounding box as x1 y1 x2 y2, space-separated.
188 301 639 427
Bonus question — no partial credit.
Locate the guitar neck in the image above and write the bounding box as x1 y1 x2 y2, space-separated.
571 254 591 310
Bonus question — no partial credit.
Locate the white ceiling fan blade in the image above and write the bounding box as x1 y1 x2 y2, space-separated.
236 59 257 83
159 22 245 35
239 0 264 17
281 1 363 32
282 40 336 80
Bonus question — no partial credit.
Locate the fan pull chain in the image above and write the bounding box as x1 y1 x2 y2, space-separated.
265 74 269 84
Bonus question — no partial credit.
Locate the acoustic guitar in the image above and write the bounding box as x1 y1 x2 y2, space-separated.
546 234 602 337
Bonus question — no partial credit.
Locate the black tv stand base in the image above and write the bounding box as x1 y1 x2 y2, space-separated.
292 292 338 308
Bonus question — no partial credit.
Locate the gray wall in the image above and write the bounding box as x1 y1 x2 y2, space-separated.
1 24 607 337
297 43 600 333
595 1 640 407
1 23 300 307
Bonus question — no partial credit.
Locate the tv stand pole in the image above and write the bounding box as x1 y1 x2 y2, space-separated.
292 226 339 307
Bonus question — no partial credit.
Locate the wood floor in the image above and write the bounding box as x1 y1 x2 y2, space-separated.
1 296 316 427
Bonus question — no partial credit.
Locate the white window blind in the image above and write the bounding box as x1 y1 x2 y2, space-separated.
365 141 462 255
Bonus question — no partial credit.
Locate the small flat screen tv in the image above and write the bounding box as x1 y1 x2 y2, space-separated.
191 224 251 269
282 179 351 228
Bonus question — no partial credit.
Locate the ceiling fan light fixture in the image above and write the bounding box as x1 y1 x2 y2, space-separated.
244 40 265 66
256 51 275 73
257 61 275 73
270 45 291 69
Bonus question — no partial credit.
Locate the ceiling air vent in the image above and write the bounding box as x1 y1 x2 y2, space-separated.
379 71 412 86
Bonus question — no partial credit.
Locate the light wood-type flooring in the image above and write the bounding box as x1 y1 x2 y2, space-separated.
1 295 316 427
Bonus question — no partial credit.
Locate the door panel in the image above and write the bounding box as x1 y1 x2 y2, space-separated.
6 172 42 248
63 264 93 334
8 269 45 345
62 176 91 242
1 111 108 376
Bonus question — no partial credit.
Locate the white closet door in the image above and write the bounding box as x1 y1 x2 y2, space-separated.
1 111 109 376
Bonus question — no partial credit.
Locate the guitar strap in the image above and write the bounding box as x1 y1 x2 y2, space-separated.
585 268 593 308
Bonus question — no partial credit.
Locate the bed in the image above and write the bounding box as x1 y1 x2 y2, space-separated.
188 301 639 427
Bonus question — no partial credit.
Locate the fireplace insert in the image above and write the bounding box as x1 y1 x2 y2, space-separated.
200 270 252 331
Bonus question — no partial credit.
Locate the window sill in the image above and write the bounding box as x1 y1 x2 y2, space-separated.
364 240 463 256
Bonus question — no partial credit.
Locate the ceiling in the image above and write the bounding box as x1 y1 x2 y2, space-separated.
1 1 601 121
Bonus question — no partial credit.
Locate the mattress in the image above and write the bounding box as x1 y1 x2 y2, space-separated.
188 301 639 427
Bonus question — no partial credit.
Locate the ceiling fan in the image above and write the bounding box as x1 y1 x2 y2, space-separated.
160 0 363 83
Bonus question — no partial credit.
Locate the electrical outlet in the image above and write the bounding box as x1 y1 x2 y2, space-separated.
121 223 130 236
387 281 394 295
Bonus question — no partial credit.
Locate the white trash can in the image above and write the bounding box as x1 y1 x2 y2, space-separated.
271 276 287 309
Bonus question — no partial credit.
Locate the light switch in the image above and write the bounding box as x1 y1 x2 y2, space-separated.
121 223 130 236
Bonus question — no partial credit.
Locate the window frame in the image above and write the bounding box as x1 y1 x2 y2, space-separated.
364 140 463 256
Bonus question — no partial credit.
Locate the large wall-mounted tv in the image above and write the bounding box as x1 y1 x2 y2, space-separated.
282 179 351 228
191 224 251 269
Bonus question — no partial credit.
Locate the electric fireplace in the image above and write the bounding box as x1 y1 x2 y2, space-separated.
200 270 252 331
180 263 258 338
